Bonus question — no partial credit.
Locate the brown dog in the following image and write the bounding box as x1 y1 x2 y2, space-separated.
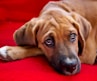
0 0 97 75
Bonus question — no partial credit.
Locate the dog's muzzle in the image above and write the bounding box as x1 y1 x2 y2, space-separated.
50 54 81 75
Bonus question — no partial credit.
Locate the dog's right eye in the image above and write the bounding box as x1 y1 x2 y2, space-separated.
44 36 55 47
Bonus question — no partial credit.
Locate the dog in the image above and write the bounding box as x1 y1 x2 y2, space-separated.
0 0 97 75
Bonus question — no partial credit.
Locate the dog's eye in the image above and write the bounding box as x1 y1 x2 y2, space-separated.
44 36 55 47
69 33 77 43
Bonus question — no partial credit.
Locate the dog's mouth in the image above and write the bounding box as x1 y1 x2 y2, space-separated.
60 62 81 75
50 55 81 75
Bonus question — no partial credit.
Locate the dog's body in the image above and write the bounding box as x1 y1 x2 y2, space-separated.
0 0 97 75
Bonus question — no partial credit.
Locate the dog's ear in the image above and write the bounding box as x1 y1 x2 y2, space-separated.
13 18 39 46
70 12 92 54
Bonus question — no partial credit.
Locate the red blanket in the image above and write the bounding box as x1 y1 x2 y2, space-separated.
0 0 97 81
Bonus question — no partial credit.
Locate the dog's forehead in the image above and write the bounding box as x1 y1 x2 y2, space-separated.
40 15 75 30
37 15 77 41
46 19 77 34
38 20 77 41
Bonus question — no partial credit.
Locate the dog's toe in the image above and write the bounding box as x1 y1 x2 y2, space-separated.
0 46 9 61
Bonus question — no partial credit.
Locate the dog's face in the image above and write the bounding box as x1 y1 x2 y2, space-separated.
14 11 91 75
37 16 81 75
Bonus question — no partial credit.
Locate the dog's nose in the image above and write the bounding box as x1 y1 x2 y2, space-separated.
60 58 77 73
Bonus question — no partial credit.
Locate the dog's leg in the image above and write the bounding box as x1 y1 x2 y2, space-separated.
0 46 43 61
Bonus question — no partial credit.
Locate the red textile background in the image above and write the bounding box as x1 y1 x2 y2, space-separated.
0 0 97 81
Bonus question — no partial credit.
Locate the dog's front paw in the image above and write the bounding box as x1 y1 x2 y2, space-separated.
0 46 11 61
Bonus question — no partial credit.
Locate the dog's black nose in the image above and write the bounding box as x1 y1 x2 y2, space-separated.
60 58 77 73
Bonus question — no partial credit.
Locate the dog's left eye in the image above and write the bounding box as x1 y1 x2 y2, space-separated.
69 33 77 43
44 36 55 47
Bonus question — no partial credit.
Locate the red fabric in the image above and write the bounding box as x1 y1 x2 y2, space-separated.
0 0 97 81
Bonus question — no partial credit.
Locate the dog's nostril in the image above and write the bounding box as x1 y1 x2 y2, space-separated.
60 58 77 73
65 64 77 73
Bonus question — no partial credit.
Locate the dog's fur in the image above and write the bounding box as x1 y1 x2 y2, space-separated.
0 0 97 75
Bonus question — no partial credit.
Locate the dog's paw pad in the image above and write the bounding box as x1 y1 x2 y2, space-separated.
0 46 8 60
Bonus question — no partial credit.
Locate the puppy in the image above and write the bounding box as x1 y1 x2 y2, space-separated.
0 0 97 75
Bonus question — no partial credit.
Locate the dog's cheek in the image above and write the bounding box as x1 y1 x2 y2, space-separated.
38 44 54 58
70 41 79 56
75 42 79 55
74 37 79 55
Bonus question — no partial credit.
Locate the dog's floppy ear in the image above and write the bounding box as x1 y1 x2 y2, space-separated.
70 12 92 54
13 18 39 46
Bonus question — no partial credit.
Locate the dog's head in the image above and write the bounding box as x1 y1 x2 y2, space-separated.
14 11 91 75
